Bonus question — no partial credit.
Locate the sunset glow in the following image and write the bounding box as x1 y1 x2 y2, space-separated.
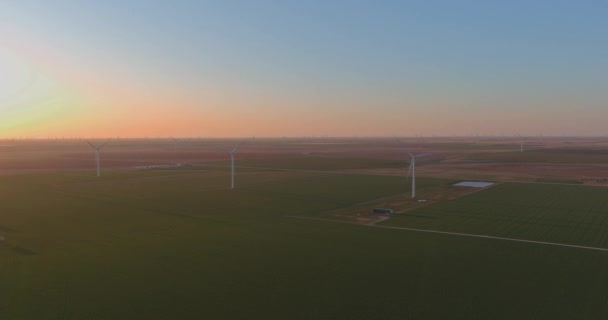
1 1 607 138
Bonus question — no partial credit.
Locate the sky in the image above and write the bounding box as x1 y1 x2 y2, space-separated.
1 0 607 138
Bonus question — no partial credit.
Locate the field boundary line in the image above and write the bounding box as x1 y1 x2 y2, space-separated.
286 215 608 252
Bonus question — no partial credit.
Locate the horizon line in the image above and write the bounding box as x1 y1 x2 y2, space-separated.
2 135 608 141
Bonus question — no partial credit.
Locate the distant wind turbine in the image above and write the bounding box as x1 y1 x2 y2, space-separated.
229 143 241 189
169 137 184 165
225 137 256 189
170 136 178 152
405 148 429 198
516 134 526 152
86 140 110 177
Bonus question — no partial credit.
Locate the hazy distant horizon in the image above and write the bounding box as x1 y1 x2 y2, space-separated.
2 134 608 141
2 1 607 138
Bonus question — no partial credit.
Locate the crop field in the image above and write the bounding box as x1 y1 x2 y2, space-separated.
1 166 608 319
1 138 608 319
382 182 608 247
464 148 608 164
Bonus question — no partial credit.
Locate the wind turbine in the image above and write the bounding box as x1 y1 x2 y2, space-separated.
169 137 184 166
229 142 241 189
221 138 254 189
405 148 429 198
86 140 110 177
170 136 178 152
516 134 525 152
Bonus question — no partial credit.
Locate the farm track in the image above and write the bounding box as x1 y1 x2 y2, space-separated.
287 215 608 252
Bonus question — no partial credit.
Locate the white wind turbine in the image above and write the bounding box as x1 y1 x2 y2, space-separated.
229 142 242 189
517 134 525 152
86 140 110 177
227 136 255 189
405 148 429 198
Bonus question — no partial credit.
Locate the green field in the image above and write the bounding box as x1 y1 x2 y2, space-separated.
1 167 608 319
382 183 608 247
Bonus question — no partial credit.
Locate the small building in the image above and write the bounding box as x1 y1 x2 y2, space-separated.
453 181 495 188
372 208 394 215
0 236 5 242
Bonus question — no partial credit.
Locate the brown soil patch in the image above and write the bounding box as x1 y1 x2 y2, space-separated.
316 183 489 224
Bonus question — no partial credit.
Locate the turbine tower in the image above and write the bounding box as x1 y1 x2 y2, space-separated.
405 148 429 198
86 140 110 177
229 143 241 189
517 134 525 152
170 137 181 165
170 136 178 152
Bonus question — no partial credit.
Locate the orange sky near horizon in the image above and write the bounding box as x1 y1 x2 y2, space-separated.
2 2 607 138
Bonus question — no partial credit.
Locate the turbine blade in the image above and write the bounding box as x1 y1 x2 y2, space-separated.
232 139 248 153
86 141 97 149
415 153 430 158
98 140 111 150
403 147 414 158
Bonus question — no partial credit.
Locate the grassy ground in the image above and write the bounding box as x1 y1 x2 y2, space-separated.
1 167 608 319
464 149 608 164
381 182 608 247
232 155 405 171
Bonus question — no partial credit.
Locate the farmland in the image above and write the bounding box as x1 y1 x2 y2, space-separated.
382 182 608 248
1 138 608 319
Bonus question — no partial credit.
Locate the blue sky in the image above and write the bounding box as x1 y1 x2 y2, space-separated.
1 0 607 137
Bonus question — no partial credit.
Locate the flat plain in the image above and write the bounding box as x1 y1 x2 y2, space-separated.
1 137 608 319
